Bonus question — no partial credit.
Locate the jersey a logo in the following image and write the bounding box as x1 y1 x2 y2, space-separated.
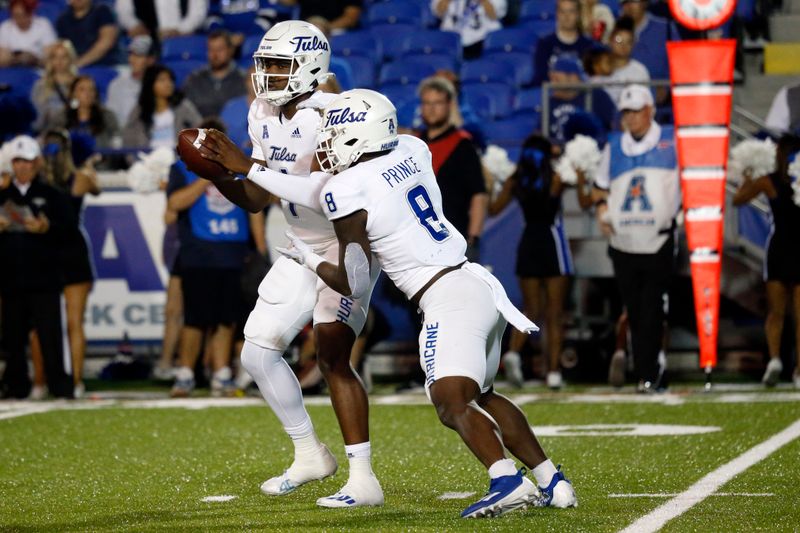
291 127 301 138
621 175 652 212
262 125 269 139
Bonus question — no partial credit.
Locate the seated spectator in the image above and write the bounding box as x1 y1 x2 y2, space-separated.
579 0 614 43
0 0 57 67
533 0 594 86
123 64 202 150
547 56 615 144
106 35 158 128
621 0 679 83
765 79 800 136
582 44 612 79
183 30 246 119
55 0 120 67
42 76 120 151
31 40 78 131
281 0 362 32
597 17 650 104
205 0 292 45
432 0 507 59
116 0 209 41
423 69 486 150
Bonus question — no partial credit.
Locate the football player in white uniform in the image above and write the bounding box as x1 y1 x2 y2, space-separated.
204 89 579 518
192 22 383 508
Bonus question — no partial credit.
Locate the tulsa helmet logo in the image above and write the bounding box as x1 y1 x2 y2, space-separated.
289 35 329 54
325 107 368 128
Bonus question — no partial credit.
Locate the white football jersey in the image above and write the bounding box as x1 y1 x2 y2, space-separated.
320 135 467 299
247 95 336 245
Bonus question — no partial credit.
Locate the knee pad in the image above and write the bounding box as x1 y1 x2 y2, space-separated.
240 340 282 379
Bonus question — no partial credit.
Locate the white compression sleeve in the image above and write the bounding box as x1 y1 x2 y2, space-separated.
240 340 314 436
246 164 327 211
344 242 371 299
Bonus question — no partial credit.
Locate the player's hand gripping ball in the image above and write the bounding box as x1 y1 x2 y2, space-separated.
176 128 229 179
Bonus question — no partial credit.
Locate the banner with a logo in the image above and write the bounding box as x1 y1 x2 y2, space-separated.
668 39 736 370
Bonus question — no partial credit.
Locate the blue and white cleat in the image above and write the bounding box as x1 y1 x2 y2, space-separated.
461 469 539 518
260 444 338 496
537 466 578 508
316 475 384 508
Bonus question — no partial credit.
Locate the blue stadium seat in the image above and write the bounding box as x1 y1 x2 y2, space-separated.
329 56 355 90
736 0 756 19
79 66 118 102
331 31 383 63
521 19 555 39
367 1 424 26
161 35 208 62
602 0 621 16
483 27 538 55
36 2 63 25
378 83 418 109
241 34 263 60
515 87 543 113
461 83 515 119
220 95 250 150
400 53 458 74
482 51 534 86
0 68 40 96
482 115 539 149
504 146 521 164
395 99 419 128
460 91 495 120
519 0 557 22
379 59 436 87
164 60 205 88
338 55 377 89
461 59 518 87
402 29 462 61
370 23 415 60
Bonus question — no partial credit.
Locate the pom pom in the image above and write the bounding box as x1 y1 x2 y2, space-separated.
482 145 516 194
788 155 800 207
556 134 601 185
728 138 776 184
127 147 176 193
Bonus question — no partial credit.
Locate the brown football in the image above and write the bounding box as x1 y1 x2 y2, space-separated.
176 128 228 179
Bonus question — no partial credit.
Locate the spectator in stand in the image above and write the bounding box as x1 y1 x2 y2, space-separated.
0 0 57 68
42 75 120 154
0 135 74 399
183 30 246 119
41 129 100 398
122 64 202 150
596 17 650 105
492 134 592 390
55 0 120 67
106 35 158 128
620 0 679 84
765 80 800 136
733 135 800 389
31 40 78 131
281 0 362 32
532 0 594 86
166 118 250 397
582 44 613 80
432 0 507 60
547 56 615 144
116 0 209 41
418 76 487 261
579 0 614 43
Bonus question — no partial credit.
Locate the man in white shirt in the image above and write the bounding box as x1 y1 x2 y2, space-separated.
765 79 800 136
433 0 506 59
0 0 57 67
105 35 157 126
115 0 208 40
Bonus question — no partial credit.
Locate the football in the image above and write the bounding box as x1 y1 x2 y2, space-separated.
176 128 228 179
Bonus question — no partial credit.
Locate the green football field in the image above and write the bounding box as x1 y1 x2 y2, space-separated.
1 387 799 532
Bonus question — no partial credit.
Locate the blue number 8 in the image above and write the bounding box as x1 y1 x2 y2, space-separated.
406 184 450 242
324 192 337 213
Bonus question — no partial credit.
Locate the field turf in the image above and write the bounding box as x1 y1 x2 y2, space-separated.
1 388 799 532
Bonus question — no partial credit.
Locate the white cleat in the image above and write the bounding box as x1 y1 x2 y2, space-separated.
537 466 578 508
546 371 563 390
762 358 783 387
316 475 384 508
260 444 338 496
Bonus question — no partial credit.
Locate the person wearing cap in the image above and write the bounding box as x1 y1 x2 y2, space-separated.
592 84 679 392
532 0 594 86
106 34 157 127
0 135 75 399
547 55 615 145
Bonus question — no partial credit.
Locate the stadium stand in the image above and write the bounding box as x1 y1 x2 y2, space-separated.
401 29 462 61
161 35 208 62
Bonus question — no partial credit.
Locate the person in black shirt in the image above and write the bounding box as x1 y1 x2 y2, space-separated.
55 0 120 67
283 0 362 31
0 135 74 399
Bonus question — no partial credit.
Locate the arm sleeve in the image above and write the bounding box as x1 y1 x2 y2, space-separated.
247 102 265 161
594 144 611 190
97 5 116 27
247 165 328 210
114 0 139 30
320 179 366 221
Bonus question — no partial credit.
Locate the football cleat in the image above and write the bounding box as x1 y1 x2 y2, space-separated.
261 444 338 496
536 466 577 508
316 474 384 508
608 349 626 388
502 351 524 388
170 378 195 398
461 469 538 518
762 358 782 387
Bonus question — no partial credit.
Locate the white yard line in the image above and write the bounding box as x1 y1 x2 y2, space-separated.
609 492 773 498
619 418 800 533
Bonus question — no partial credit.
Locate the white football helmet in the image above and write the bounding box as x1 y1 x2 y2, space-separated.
252 20 331 106
316 89 399 174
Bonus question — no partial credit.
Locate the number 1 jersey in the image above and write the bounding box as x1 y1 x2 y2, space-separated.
320 135 467 299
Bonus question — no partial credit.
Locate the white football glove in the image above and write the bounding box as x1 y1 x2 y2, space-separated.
296 90 338 111
276 231 324 272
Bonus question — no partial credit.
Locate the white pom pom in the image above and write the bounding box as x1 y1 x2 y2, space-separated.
482 145 516 193
789 156 800 207
127 161 162 193
728 138 776 184
561 134 601 185
555 156 577 185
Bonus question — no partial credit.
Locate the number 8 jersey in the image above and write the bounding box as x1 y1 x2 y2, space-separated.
319 135 467 299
